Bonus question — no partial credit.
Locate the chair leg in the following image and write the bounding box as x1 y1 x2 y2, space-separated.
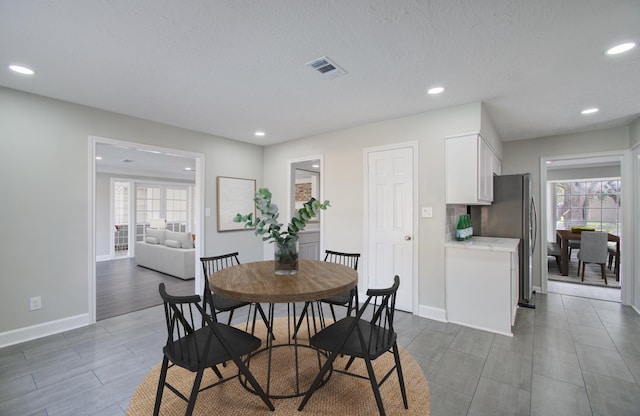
230 350 275 411
577 260 581 277
185 368 205 416
329 304 337 323
153 357 170 416
392 343 409 409
363 355 386 416
600 263 608 285
298 347 342 411
210 365 223 379
580 263 585 282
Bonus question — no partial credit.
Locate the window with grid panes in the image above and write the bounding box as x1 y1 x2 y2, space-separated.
114 181 130 249
136 186 161 241
165 187 188 232
554 179 621 234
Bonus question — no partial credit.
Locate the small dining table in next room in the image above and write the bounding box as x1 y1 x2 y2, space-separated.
555 229 620 279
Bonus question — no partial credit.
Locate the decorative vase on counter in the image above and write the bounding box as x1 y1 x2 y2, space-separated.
274 238 299 275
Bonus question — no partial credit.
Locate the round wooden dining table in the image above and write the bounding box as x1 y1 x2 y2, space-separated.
208 259 358 399
209 259 358 304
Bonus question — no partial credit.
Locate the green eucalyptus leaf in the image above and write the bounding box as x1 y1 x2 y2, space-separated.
240 187 330 244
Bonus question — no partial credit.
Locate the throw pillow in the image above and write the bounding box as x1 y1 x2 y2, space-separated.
166 230 194 249
145 236 159 245
164 239 182 249
146 228 166 244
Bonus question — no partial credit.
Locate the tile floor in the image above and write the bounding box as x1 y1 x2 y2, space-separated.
1 292 640 415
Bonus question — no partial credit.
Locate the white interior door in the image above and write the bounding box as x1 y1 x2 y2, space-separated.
366 145 414 312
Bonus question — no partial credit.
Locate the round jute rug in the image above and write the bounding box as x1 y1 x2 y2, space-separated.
127 316 430 415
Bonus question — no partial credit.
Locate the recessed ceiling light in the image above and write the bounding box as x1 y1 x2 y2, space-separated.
8 64 35 75
312 164 320 168
95 156 102 160
184 167 193 171
254 131 265 137
605 42 636 55
581 108 599 115
427 86 445 95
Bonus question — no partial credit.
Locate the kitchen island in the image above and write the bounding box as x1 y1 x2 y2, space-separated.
444 236 520 336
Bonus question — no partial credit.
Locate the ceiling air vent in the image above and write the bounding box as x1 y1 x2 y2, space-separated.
305 56 347 79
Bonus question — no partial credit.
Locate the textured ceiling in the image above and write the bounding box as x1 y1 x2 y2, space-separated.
1 0 639 147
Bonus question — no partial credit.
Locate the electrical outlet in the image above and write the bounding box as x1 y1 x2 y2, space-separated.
30 296 42 311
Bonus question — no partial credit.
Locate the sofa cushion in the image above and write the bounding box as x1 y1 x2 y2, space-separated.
165 239 182 248
166 230 194 249
146 228 166 244
145 236 159 244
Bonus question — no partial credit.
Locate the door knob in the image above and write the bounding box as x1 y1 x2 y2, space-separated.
404 235 412 241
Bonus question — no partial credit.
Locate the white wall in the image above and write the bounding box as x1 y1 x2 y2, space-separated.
263 102 482 316
502 126 630 292
630 117 640 148
96 173 111 256
0 87 265 342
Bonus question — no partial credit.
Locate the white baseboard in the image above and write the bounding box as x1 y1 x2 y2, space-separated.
0 314 91 348
532 285 542 294
417 304 447 322
96 254 111 262
447 318 514 337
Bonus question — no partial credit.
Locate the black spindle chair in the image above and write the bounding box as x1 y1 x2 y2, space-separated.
154 283 274 415
298 275 407 416
200 252 271 335
293 250 360 337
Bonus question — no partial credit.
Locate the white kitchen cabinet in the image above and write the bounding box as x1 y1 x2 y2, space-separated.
445 132 496 205
491 151 502 176
445 237 519 336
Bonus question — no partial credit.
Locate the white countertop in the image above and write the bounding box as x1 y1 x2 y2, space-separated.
444 236 520 252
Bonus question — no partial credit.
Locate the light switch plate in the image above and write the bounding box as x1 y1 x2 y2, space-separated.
422 207 433 218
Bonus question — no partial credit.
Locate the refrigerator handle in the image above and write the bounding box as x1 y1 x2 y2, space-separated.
531 197 538 253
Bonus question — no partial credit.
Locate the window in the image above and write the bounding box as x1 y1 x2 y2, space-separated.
135 184 193 240
553 179 621 234
114 181 130 251
165 187 189 232
136 185 161 241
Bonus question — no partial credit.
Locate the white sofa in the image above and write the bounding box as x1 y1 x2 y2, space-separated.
135 228 195 280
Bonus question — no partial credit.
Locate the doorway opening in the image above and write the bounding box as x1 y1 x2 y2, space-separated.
288 156 323 261
541 152 628 303
90 136 204 322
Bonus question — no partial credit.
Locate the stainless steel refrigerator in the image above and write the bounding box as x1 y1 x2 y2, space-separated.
470 173 537 308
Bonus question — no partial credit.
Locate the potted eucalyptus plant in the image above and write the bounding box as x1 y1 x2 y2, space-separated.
234 188 330 275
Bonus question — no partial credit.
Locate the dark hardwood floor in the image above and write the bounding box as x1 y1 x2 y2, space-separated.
96 257 196 321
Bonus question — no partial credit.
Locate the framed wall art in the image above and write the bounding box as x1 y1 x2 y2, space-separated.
216 176 256 231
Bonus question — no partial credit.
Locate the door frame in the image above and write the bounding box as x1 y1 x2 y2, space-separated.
539 149 633 305
363 141 419 313
88 136 205 323
287 155 324 257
